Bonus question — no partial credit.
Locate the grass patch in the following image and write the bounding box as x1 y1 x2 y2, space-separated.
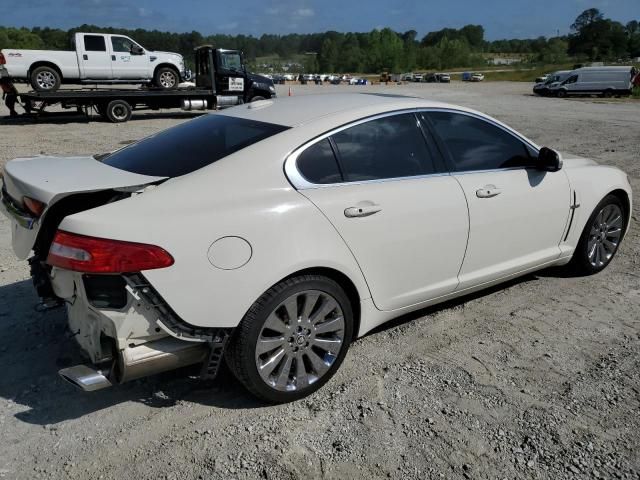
633 86 640 99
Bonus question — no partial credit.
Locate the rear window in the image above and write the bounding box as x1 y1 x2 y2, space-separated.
101 114 288 177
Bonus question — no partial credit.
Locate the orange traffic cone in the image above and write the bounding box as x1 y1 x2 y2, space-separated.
288 87 292 96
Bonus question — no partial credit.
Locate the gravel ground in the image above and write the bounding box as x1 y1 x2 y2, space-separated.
0 82 639 480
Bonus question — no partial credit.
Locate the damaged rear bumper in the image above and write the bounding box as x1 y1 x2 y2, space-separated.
51 270 231 391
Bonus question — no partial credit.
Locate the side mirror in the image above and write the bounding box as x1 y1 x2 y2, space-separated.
131 45 144 55
538 147 562 172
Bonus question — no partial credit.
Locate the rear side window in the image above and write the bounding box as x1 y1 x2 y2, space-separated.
84 35 106 52
297 139 342 184
331 113 435 181
101 114 288 177
425 112 534 171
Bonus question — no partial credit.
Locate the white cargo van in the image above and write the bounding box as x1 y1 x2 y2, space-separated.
551 66 636 98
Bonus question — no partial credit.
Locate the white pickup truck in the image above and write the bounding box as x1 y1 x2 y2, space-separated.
0 32 187 92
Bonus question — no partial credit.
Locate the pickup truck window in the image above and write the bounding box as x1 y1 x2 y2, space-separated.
111 36 136 53
101 114 289 178
84 35 106 52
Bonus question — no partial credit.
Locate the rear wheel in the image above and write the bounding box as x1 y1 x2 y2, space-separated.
602 89 614 98
154 67 179 90
30 66 61 92
226 275 353 403
570 194 626 275
105 99 132 123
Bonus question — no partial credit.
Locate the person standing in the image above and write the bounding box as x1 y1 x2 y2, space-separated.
1 78 20 117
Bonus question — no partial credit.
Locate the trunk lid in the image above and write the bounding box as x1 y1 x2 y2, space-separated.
1 155 165 259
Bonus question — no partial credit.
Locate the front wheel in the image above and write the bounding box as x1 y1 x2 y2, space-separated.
154 67 179 90
570 194 626 275
556 89 567 98
226 275 354 403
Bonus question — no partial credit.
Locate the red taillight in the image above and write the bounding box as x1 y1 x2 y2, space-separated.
47 230 174 273
0 53 5 65
23 196 46 217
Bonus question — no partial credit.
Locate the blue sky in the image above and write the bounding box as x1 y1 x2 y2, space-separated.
4 0 638 40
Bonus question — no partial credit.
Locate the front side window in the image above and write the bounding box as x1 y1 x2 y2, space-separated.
111 36 136 53
425 112 534 171
101 114 288 178
330 113 435 182
84 35 106 52
563 75 578 85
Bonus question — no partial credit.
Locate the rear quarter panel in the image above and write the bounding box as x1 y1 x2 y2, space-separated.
1 49 79 79
58 130 372 330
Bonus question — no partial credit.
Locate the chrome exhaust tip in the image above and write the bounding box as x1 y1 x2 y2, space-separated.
58 365 112 392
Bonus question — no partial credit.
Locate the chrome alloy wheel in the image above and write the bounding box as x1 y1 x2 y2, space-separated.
36 71 57 90
254 290 345 392
586 204 623 268
159 71 176 88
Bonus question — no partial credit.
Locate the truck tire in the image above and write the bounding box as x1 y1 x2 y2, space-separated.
105 100 132 123
154 67 179 90
556 89 567 98
250 95 266 102
30 66 61 92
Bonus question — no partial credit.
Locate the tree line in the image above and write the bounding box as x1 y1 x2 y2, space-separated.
0 9 638 73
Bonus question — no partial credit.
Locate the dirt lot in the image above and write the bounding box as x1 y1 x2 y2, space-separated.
0 82 639 480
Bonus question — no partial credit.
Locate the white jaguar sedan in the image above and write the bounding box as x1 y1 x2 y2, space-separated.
0 94 632 402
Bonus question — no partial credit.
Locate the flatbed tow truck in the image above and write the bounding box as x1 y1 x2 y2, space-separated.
1 45 276 122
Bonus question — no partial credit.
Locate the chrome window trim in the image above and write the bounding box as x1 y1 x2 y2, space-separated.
284 107 541 190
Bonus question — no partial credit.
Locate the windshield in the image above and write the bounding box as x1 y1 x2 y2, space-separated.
101 114 288 177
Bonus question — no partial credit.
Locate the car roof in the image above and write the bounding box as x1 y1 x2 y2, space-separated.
218 93 463 128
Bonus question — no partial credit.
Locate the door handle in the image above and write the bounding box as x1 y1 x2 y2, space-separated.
476 185 501 198
344 204 382 218
111 55 116 61
83 54 88 60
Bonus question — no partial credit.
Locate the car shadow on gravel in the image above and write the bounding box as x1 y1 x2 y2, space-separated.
0 279 263 426
0 266 568 425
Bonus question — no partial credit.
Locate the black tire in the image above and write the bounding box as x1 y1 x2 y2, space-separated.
30 66 61 92
105 99 132 123
226 275 354 403
154 67 179 90
569 194 627 275
250 95 267 102
556 89 567 98
602 89 613 98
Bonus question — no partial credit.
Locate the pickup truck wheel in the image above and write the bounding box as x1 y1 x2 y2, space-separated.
30 66 61 92
105 99 132 123
154 67 179 90
250 95 266 102
226 275 354 403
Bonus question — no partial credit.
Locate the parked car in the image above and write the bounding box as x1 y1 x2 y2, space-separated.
550 66 637 98
462 72 472 81
0 32 186 92
425 73 450 83
533 70 572 96
471 73 485 82
0 94 631 403
412 73 424 82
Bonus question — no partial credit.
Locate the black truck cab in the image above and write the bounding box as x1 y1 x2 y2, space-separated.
194 46 275 103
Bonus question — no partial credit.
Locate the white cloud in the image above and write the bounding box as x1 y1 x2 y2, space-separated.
295 8 315 17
